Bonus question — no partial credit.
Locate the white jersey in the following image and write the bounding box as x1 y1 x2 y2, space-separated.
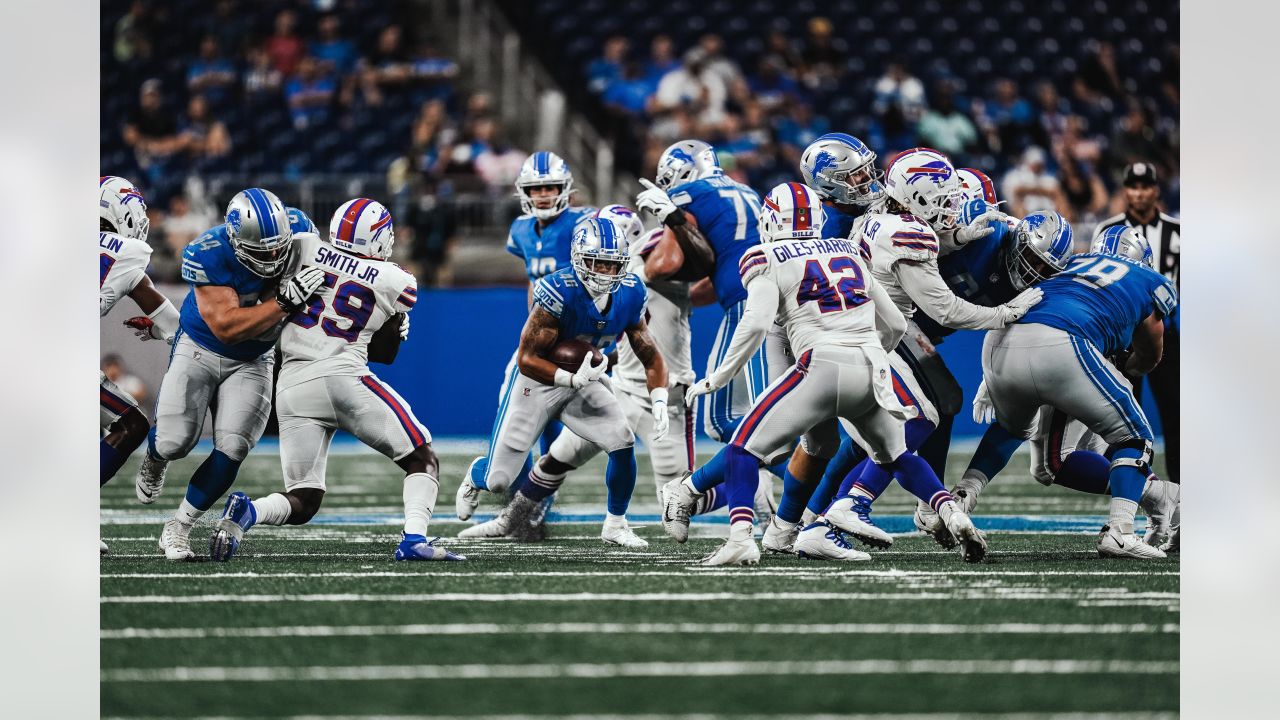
99 231 152 316
614 238 695 392
738 237 884 358
278 234 417 390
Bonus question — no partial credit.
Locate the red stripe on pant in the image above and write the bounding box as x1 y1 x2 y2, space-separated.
684 402 695 471
100 388 132 415
732 369 804 449
360 376 426 448
1047 410 1067 475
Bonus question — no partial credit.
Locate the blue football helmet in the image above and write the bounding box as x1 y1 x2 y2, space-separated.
1091 225 1153 267
225 188 294 277
1006 211 1074 290
516 151 574 221
654 139 720 191
799 133 884 206
571 216 631 295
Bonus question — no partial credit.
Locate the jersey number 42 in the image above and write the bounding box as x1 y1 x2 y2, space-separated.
796 256 869 313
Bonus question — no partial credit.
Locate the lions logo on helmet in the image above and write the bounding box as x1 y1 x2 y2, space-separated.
885 148 964 229
799 133 884 206
758 182 826 243
1092 225 1153 267
654 139 720 191
516 151 574 221
329 198 396 261
99 175 151 243
224 187 294 277
571 217 631 295
1007 211 1074 290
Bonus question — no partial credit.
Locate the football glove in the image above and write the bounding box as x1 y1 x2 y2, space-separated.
684 377 719 408
123 301 179 344
997 287 1043 325
650 387 670 441
399 313 410 341
277 266 326 314
636 178 680 224
954 209 1004 247
972 379 996 424
556 352 609 389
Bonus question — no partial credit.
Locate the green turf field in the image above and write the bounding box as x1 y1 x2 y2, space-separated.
100 446 1178 719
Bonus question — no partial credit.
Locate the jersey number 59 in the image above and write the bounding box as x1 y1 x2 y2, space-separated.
796 256 869 313
289 272 376 342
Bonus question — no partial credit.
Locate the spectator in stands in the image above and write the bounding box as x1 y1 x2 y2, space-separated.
1002 146 1069 219
974 77 1036 155
475 131 527 190
588 36 629 94
122 80 188 190
361 25 415 107
916 81 977 159
203 0 247 59
1110 100 1175 180
602 61 657 117
243 46 283 107
186 35 237 106
161 193 215 256
775 102 830 166
180 95 232 167
266 9 305 77
311 14 359 78
102 355 149 412
801 17 845 90
285 57 337 131
748 56 803 114
697 34 743 91
1033 80 1071 153
1079 40 1125 99
113 0 151 65
1056 151 1109 242
644 35 679 84
411 99 457 177
654 48 728 129
407 39 461 107
874 59 927 124
762 29 805 78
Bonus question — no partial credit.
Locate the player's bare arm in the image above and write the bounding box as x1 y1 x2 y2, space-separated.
126 275 170 314
624 318 668 391
1125 312 1165 379
689 277 718 306
515 305 564 385
123 275 181 342
194 284 288 345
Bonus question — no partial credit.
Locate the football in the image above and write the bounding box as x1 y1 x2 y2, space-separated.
546 337 603 372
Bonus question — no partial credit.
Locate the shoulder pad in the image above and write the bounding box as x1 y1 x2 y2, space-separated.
738 247 770 285
532 276 566 317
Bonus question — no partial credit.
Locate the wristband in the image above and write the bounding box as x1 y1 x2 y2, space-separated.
553 368 574 388
649 387 669 405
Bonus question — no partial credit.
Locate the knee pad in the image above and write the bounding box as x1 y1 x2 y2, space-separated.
152 428 198 462
214 432 254 463
1108 438 1154 474
287 488 326 525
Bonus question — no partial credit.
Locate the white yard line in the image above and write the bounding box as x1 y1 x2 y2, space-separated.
100 569 1180 579
100 658 1178 683
103 714 1179 720
101 620 1179 641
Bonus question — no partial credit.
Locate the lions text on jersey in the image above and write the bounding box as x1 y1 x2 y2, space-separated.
668 173 763 308
100 231 153 316
506 206 595 282
532 267 648 349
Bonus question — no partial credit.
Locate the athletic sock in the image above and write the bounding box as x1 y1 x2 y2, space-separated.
1107 447 1147 504
100 440 128 487
765 458 789 479
522 465 564 502
689 445 728 493
725 445 761 526
251 493 293 526
183 449 242 512
776 466 818 525
1054 451 1112 495
604 447 637 516
916 411 954 480
175 498 205 526
1109 497 1139 535
884 452 949 505
967 422 1026 483
703 486 727 512
402 473 438 536
814 436 865 510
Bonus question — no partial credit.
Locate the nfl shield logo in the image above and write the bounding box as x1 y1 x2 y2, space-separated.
596 321 606 330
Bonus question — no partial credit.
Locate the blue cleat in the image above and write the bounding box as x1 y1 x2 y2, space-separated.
395 533 467 561
210 491 256 562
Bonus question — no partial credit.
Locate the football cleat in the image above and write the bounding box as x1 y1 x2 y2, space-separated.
954 487 980 514
701 536 761 566
761 516 799 554
455 459 485 521
914 500 957 549
943 508 987 563
799 508 818 527
601 516 648 548
1140 479 1179 547
825 497 893 549
1160 525 1180 554
135 453 168 505
158 518 195 561
754 469 777 528
794 520 872 561
1097 524 1167 559
395 534 466 561
210 491 257 562
660 475 699 543
100 540 109 555
458 493 537 539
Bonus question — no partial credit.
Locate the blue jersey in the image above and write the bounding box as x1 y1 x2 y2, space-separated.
916 233 1022 342
669 173 763 308
1020 252 1178 356
178 225 282 360
820 201 862 241
532 268 647 352
506 206 594 282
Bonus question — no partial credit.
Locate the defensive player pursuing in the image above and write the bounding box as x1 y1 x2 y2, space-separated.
209 198 463 562
98 176 181 554
975 219 1179 559
458 216 667 547
685 182 985 565
456 151 596 521
137 188 325 560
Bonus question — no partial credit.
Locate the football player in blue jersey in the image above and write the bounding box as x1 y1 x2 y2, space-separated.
455 151 597 524
457 217 667 547
969 216 1179 558
135 188 327 560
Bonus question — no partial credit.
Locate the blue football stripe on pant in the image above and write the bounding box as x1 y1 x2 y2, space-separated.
481 366 520 488
707 302 741 438
1070 336 1150 440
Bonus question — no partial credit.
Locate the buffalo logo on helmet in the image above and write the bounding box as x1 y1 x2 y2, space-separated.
904 160 953 184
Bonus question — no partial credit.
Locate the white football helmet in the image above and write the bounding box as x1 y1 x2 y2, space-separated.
885 147 964 229
329 198 395 260
594 204 645 247
1091 224 1153 267
956 167 999 205
799 133 884 206
571 216 631 295
99 175 150 243
225 187 294 277
1007 211 1074 290
516 151 574 221
758 182 826 243
654 139 720 191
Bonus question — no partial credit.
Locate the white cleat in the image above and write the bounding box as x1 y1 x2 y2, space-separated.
135 453 168 505
913 500 956 550
825 497 893 549
157 518 195 561
754 469 777 528
761 515 799 554
1140 479 1179 547
1098 524 1167 559
601 516 648 548
943 508 988 563
660 476 699 543
455 460 484 521
1160 525 1180 554
701 536 761 566
953 486 980 514
100 540 109 555
794 521 872 561
457 509 512 539
799 508 818 527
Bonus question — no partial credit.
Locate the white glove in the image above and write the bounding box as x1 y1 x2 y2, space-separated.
684 377 718 408
650 387 670 441
635 178 679 223
555 352 609 389
277 266 326 313
972 379 996 424
399 314 410 341
997 287 1044 325
954 210 1003 247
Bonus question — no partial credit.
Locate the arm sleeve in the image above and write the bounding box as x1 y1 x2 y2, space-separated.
707 273 780 389
896 260 1008 330
148 300 181 343
866 272 907 351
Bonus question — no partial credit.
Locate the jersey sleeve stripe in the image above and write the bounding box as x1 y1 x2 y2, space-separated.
397 293 417 308
893 240 939 252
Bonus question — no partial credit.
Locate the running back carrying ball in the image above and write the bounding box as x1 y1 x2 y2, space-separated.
547 338 603 372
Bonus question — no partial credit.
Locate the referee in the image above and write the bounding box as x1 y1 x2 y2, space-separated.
1094 162 1180 483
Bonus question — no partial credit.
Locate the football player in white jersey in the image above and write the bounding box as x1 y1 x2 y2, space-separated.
208 198 463 562
686 182 985 565
98 176 181 554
